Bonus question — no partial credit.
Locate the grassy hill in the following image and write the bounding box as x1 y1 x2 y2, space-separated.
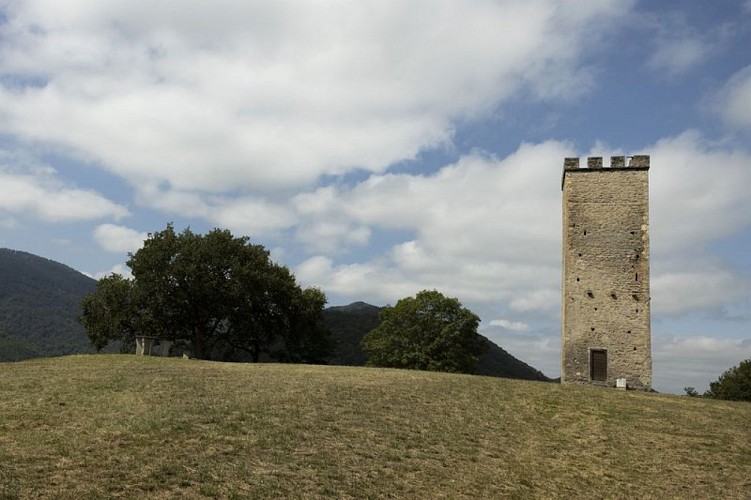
1 356 749 498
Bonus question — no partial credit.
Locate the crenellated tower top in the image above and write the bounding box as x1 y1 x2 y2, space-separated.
562 155 649 189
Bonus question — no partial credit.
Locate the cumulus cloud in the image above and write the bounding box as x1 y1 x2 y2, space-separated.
93 224 148 253
295 140 571 310
653 334 751 393
647 36 713 76
0 0 631 193
134 184 297 237
649 131 751 248
0 164 129 222
489 319 530 331
89 262 133 280
647 132 751 316
644 12 727 77
712 65 751 129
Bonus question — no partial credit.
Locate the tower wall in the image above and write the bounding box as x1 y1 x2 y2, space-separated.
561 156 651 390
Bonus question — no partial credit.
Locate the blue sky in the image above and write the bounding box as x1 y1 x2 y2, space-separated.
0 0 750 393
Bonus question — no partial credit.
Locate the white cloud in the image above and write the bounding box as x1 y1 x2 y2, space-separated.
649 131 751 249
135 183 296 237
295 140 571 310
653 335 751 393
644 12 728 77
0 165 129 222
93 224 148 253
296 255 418 306
652 265 749 316
647 36 712 76
489 319 530 331
713 65 751 129
296 221 371 254
90 263 133 280
0 0 631 193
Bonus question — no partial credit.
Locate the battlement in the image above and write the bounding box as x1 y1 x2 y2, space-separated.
563 155 650 170
562 155 649 189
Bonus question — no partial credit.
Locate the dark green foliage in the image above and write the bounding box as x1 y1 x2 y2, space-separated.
362 290 488 374
0 249 97 361
323 302 382 365
704 359 751 402
325 301 550 381
80 224 332 363
683 386 700 397
274 287 333 364
475 336 550 381
79 274 144 353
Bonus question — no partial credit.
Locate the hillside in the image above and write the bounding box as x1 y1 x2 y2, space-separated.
324 301 549 381
1 355 749 498
0 249 97 361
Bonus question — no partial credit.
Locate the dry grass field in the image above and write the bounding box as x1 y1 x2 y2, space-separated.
0 355 749 498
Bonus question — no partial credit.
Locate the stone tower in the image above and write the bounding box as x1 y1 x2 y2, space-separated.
561 155 651 390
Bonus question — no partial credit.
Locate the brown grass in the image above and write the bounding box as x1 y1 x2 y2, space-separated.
0 355 749 498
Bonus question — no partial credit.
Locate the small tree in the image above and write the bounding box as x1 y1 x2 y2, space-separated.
362 290 487 374
704 358 751 402
683 386 699 398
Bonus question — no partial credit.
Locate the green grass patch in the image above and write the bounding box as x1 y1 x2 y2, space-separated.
1 355 750 498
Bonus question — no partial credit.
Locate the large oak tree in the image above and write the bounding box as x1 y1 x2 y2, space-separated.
80 224 331 362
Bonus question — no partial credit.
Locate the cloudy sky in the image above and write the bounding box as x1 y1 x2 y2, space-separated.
1 0 750 393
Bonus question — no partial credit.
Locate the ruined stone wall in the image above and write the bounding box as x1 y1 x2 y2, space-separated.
561 156 651 390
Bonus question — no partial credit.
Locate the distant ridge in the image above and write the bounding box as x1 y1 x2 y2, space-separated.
0 248 97 361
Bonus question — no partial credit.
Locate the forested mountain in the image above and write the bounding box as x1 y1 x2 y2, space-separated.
0 249 550 381
323 301 550 381
0 248 97 361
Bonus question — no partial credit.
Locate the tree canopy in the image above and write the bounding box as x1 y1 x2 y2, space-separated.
79 224 332 363
704 358 751 402
362 290 487 374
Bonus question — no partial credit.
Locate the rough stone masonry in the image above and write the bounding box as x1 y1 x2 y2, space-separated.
561 155 651 390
